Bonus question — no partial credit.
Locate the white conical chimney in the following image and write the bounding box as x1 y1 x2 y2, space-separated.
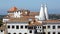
35 4 46 21
44 4 49 20
39 4 45 20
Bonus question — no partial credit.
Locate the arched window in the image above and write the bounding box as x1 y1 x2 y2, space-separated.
8 33 11 34
24 33 27 34
13 33 16 34
19 33 21 34
1 30 3 32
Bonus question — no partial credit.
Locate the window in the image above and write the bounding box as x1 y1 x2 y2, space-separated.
16 25 19 29
58 26 60 28
28 26 33 29
43 26 46 29
53 32 55 34
8 25 10 29
58 32 60 34
24 33 27 34
21 25 23 29
38 26 39 28
40 30 41 32
19 33 21 34
25 26 28 28
13 33 16 34
1 30 3 32
12 25 14 29
40 26 41 28
48 32 50 34
48 26 50 28
29 30 32 33
53 26 55 29
8 33 11 34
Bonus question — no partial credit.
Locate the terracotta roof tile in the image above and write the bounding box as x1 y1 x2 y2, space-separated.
8 7 17 12
44 20 60 23
29 21 42 26
29 12 39 16
0 25 6 30
7 17 29 23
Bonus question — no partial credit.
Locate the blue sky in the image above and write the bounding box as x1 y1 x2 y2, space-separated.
0 0 60 15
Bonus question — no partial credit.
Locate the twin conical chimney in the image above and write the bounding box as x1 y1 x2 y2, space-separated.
35 4 49 21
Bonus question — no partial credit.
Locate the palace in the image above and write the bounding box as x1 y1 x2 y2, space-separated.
0 4 60 34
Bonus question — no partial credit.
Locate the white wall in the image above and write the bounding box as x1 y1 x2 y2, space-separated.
3 19 9 22
7 22 29 34
0 30 4 34
7 22 35 34
43 23 60 34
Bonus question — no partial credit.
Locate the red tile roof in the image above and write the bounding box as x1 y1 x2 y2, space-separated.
8 7 17 12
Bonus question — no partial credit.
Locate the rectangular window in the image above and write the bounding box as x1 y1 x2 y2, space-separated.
43 26 46 29
28 26 33 29
12 25 14 29
53 26 55 29
8 25 10 29
48 26 50 28
48 32 50 34
25 26 28 28
29 30 32 33
21 25 23 29
16 25 19 29
53 32 55 34
58 26 60 28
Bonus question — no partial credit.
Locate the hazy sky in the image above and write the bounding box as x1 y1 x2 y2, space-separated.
0 0 60 15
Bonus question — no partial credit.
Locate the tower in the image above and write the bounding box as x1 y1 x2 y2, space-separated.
44 4 49 20
39 4 45 20
35 4 49 21
35 4 45 20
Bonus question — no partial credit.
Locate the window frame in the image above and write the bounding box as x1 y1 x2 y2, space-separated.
12 25 15 29
16 25 19 29
19 33 21 34
25 25 28 29
29 30 32 33
21 25 23 29
53 26 55 29
8 25 10 29
58 26 60 28
53 32 55 34
43 26 46 29
1 30 3 32
48 25 50 28
24 33 27 34
13 33 16 34
48 32 50 34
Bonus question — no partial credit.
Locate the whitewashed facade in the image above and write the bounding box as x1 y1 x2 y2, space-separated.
0 30 4 34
